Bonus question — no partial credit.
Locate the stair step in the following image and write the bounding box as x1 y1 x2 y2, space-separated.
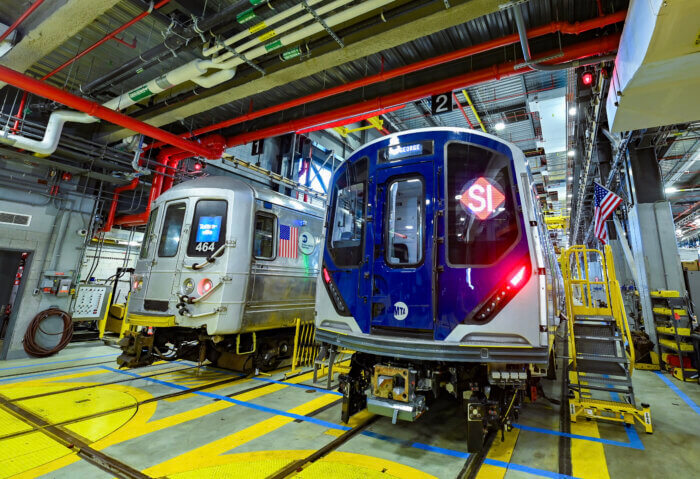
574 335 621 342
575 339 621 357
574 323 616 337
576 353 628 363
574 360 629 376
569 383 632 394
575 315 615 322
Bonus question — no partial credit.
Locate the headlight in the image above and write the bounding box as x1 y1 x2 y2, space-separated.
182 278 195 295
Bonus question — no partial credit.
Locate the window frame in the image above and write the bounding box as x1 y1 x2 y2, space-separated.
326 156 368 269
383 175 426 269
139 206 159 259
157 202 187 258
252 210 277 261
442 140 522 268
186 199 228 258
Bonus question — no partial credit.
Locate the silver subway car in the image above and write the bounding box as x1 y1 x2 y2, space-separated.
119 176 324 371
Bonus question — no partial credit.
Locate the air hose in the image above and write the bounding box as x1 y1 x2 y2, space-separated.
23 308 73 357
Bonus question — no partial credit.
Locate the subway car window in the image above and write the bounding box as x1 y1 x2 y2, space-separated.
158 203 186 258
446 142 520 266
328 157 367 267
139 207 159 259
386 178 424 266
187 200 228 257
254 212 276 259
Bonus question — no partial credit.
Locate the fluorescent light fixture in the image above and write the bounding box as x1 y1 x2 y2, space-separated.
665 186 678 194
568 176 573 181
567 150 575 157
405 225 414 230
541 170 549 176
568 107 577 116
494 122 506 131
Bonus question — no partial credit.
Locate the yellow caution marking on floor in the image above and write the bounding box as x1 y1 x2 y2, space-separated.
311 451 437 479
0 431 73 479
0 407 33 437
570 419 610 479
9 370 320 478
144 392 340 477
476 428 521 479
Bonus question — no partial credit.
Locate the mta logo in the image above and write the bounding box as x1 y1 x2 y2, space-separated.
393 301 409 320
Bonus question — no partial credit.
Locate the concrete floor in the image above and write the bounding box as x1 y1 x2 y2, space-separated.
0 341 699 479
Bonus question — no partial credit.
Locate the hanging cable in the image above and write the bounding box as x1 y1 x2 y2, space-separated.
23 308 73 357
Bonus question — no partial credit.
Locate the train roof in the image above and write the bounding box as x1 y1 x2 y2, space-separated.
348 127 521 159
167 176 325 218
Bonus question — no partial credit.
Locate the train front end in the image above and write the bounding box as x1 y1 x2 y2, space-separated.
315 128 557 451
120 177 253 367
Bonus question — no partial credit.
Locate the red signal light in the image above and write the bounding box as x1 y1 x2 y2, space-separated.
198 278 213 295
581 71 594 86
193 162 203 172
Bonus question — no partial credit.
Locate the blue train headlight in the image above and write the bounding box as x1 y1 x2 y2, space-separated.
181 278 195 295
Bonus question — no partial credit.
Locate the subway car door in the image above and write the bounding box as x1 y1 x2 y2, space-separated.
144 200 188 302
369 161 435 334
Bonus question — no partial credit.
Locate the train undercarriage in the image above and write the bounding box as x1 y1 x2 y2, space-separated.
117 326 296 373
337 352 548 452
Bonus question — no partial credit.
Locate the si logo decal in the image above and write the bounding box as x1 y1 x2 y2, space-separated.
393 301 409 320
298 231 316 255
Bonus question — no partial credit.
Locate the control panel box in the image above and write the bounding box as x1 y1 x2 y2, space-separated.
72 285 110 321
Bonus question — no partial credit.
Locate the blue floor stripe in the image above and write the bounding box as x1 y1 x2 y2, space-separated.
605 378 644 450
513 423 640 449
101 366 350 431
654 370 700 415
0 353 117 371
484 458 579 479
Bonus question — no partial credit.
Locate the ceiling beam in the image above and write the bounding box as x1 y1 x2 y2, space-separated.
0 0 123 90
100 0 503 143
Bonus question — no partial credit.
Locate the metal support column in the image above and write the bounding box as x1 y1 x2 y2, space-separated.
624 146 686 349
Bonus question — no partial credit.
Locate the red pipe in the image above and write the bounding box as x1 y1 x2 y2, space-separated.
294 105 405 134
41 0 172 81
11 0 171 133
103 178 140 232
144 11 626 151
0 0 46 43
113 135 225 227
452 92 475 129
225 35 621 147
0 65 218 158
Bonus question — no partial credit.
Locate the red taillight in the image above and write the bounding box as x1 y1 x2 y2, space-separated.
323 267 331 283
198 278 213 295
133 280 139 289
509 266 527 287
193 162 202 172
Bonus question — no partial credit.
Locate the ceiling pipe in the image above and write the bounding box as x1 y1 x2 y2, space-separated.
294 105 406 134
225 34 621 147
511 3 617 71
0 65 217 158
10 0 173 132
0 0 46 43
109 134 225 229
144 10 627 151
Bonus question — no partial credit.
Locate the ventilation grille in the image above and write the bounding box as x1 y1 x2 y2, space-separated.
0 211 31 226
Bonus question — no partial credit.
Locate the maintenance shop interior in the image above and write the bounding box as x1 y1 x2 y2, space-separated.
0 1 699 478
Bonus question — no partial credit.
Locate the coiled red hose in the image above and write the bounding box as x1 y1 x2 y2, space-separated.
23 308 73 357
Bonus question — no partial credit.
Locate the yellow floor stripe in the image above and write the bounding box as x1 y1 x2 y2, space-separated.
144 393 340 477
570 418 610 479
477 427 521 479
10 370 321 478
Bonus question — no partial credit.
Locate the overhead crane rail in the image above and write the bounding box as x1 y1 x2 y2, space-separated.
561 245 653 433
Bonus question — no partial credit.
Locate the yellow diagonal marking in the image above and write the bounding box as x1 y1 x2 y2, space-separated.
477 427 520 479
144 393 340 477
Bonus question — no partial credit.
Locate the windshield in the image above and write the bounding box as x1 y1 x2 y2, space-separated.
446 142 520 266
327 157 367 267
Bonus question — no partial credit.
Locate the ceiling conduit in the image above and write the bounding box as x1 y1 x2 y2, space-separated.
144 10 627 150
224 35 622 147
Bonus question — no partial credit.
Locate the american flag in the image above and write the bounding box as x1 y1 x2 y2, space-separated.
593 182 622 244
279 224 298 258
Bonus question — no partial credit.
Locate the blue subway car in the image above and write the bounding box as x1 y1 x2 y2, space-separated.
315 127 562 451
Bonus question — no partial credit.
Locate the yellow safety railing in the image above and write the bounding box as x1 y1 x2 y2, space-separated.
561 245 635 371
288 318 318 376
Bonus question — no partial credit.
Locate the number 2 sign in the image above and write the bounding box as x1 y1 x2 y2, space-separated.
431 92 453 115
